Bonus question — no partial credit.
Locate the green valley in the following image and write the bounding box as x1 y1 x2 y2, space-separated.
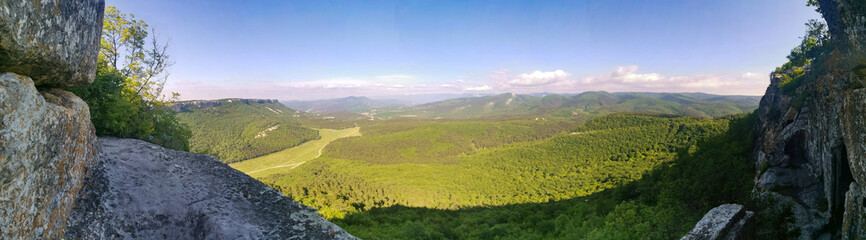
242 113 765 239
232 127 362 178
175 92 771 239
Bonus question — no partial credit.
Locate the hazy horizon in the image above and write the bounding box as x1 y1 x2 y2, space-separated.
108 0 819 100
179 91 762 103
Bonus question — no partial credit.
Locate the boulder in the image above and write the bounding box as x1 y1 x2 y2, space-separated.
65 137 356 239
681 204 753 240
0 0 105 87
0 73 98 239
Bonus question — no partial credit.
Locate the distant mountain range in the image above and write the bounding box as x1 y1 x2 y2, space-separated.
282 96 405 114
289 92 761 119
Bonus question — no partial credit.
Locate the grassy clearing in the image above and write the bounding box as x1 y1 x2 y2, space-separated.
230 127 361 178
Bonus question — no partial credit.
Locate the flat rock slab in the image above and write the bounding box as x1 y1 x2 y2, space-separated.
65 137 355 240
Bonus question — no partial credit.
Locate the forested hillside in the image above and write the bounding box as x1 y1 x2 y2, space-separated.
370 92 759 119
252 113 765 239
326 118 586 165
334 114 762 239
175 99 319 163
283 96 405 114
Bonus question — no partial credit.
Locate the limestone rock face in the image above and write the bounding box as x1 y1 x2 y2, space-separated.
170 100 222 112
0 0 105 87
747 0 866 238
681 204 753 240
843 88 866 195
65 137 356 239
169 98 280 113
842 182 866 238
0 73 98 239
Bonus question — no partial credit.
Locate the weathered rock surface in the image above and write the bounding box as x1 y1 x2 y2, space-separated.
820 0 866 63
0 0 105 87
170 100 222 112
65 137 355 239
753 72 836 238
842 182 866 238
0 73 98 239
746 0 866 239
681 204 753 240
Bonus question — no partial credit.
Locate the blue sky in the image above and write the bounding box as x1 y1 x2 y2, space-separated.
108 0 820 100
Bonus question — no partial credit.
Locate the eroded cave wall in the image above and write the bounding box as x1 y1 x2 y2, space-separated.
752 0 866 238
0 1 105 239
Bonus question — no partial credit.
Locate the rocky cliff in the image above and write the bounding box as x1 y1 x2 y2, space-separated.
0 1 103 238
65 138 354 239
714 0 866 239
0 0 104 87
1 1 351 239
170 98 280 112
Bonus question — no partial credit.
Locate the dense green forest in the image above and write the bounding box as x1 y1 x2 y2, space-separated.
175 100 319 163
333 114 770 239
326 118 586 165
252 113 782 239
369 92 759 120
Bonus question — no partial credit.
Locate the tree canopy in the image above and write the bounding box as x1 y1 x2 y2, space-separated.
69 6 190 150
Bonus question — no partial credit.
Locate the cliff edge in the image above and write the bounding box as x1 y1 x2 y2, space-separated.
687 0 866 239
753 0 866 238
65 138 355 239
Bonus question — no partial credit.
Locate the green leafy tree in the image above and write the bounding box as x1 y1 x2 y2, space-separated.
70 6 190 150
101 6 175 103
774 18 831 93
807 0 821 14
787 19 830 67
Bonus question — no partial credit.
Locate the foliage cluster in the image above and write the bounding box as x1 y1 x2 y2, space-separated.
69 6 190 150
176 101 319 163
775 19 832 94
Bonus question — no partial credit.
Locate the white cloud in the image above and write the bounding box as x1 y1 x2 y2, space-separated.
164 66 770 101
166 73 503 100
284 78 370 89
464 85 492 91
582 65 662 84
376 74 417 82
574 65 769 95
506 70 571 86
